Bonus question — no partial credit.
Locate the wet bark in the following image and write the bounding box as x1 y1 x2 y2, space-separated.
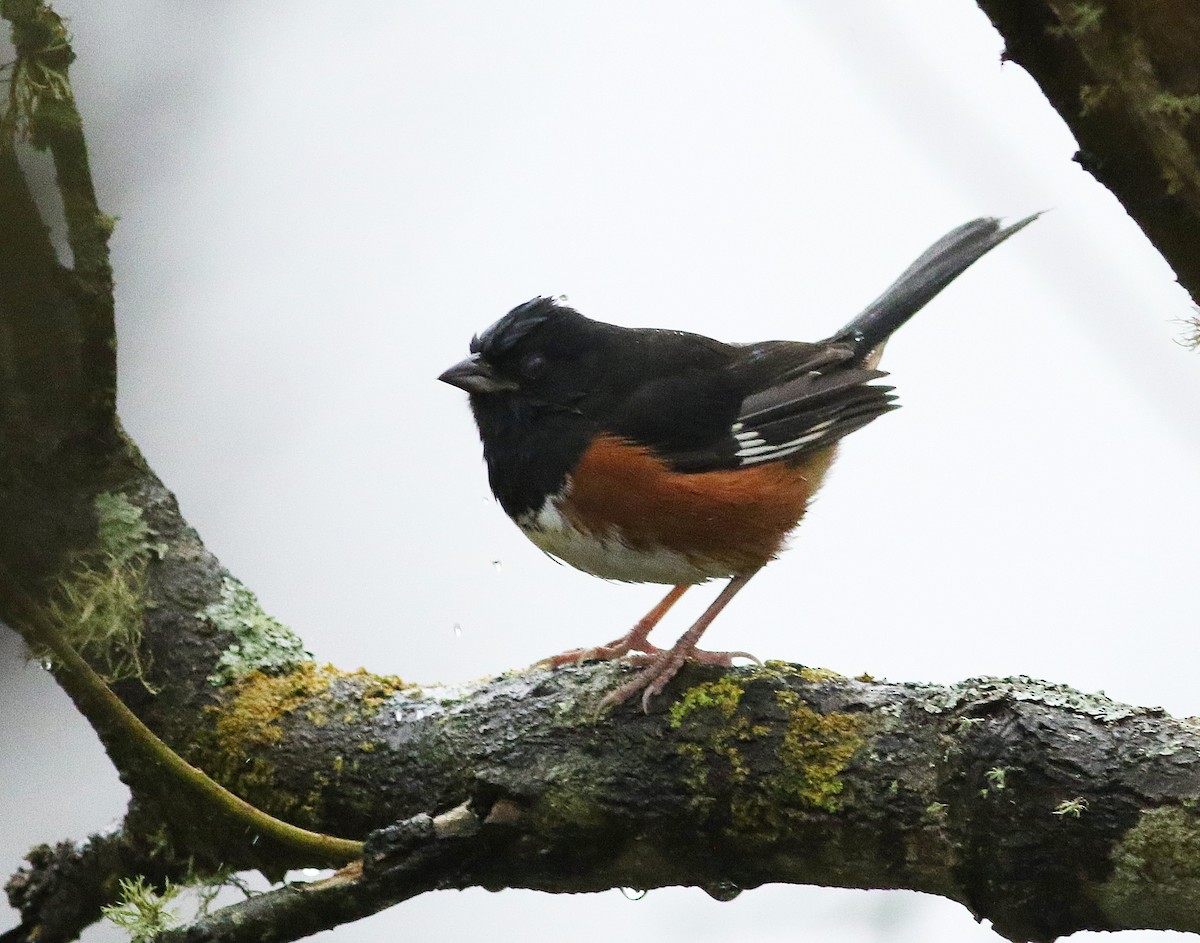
4 3 1200 942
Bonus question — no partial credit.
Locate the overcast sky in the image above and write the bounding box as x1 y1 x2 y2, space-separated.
4 4 1199 942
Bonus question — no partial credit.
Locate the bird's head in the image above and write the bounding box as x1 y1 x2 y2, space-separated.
439 297 594 408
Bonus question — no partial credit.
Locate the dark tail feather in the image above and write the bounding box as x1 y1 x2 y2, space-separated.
828 214 1039 360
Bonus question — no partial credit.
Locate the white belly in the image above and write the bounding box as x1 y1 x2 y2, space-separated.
517 494 734 585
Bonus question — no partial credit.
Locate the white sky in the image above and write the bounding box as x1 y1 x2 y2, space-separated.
4 3 1199 942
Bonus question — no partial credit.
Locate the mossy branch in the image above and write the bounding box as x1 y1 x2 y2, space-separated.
0 0 115 442
975 0 1200 317
0 558 363 868
5 4 1200 943
11 658 1200 943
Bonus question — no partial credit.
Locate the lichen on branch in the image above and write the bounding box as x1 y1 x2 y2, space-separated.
40 492 166 687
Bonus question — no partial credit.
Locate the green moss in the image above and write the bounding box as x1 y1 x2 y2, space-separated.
751 661 845 687
669 677 745 727
1080 83 1111 117
212 663 338 749
94 492 166 561
1149 93 1200 122
300 769 333 825
532 786 610 838
194 663 339 823
201 577 312 685
44 492 164 687
101 876 180 942
1097 806 1200 929
670 674 871 834
193 662 408 824
0 0 75 148
671 678 766 803
95 211 118 237
1053 797 1088 817
731 691 869 828
1046 3 1104 38
797 666 845 683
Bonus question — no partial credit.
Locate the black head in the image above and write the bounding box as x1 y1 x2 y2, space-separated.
439 297 607 517
438 297 596 408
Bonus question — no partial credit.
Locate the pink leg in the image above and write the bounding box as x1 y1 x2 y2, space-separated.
541 585 690 667
600 569 762 714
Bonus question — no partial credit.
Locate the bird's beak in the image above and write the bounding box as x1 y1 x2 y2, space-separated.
438 354 519 394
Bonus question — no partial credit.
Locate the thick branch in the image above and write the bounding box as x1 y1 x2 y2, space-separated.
154 804 499 943
15 658 1200 943
4 5 1200 943
976 0 1200 305
1 825 199 943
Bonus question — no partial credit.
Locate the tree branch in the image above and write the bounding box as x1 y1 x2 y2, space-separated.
2 825 196 943
5 5 1200 943
155 803 502 943
15 662 1200 943
976 0 1200 307
0 560 363 866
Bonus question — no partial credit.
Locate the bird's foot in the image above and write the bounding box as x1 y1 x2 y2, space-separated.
633 645 759 668
599 643 761 714
538 632 664 668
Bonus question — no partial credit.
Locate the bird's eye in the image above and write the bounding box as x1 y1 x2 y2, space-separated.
520 352 547 379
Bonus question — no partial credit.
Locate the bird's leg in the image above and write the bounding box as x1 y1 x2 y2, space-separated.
540 584 690 667
599 569 761 713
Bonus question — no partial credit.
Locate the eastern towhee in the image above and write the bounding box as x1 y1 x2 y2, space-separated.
440 216 1036 710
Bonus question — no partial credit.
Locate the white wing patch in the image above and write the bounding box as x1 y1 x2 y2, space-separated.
733 418 836 466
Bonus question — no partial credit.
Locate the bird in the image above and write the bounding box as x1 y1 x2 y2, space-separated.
439 215 1036 711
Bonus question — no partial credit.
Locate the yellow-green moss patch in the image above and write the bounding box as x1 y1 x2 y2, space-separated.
195 662 409 825
212 663 338 750
45 492 165 687
1149 93 1200 122
211 662 409 751
0 4 76 147
731 691 870 831
669 676 745 727
1046 2 1103 39
670 675 873 834
532 786 611 839
1097 806 1200 930
798 666 845 683
671 677 767 817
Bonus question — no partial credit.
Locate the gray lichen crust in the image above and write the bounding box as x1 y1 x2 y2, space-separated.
200 577 312 685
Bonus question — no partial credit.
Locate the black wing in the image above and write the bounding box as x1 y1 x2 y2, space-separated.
650 340 897 473
589 216 1036 474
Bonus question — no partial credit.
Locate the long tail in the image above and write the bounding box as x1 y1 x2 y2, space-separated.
828 214 1039 361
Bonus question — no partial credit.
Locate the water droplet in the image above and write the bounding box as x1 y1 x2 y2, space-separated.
852 330 866 344
619 887 647 901
702 881 742 902
452 623 463 638
492 560 503 573
38 659 53 671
